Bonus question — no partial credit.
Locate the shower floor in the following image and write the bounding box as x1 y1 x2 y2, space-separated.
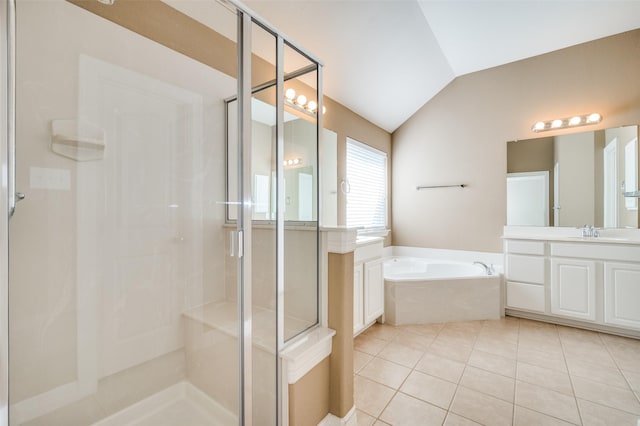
92 381 236 426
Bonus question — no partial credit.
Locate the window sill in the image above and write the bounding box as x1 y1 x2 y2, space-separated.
357 228 390 238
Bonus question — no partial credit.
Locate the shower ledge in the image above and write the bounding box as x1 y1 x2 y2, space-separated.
182 301 315 355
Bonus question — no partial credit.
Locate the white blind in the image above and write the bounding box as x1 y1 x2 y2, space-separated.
346 138 387 229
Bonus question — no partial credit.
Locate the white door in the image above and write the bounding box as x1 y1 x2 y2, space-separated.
604 139 618 228
364 259 384 325
550 258 597 321
604 262 640 330
507 171 549 226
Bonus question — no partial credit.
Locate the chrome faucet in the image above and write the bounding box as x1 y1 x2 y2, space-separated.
473 261 495 275
581 225 600 238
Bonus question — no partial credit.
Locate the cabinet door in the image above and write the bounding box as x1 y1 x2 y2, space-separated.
506 254 545 284
364 259 384 325
551 258 596 321
353 262 364 334
604 262 640 330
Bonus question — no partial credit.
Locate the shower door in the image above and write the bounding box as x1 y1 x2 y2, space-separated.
4 0 250 424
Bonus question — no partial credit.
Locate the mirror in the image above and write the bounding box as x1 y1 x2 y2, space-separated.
507 125 639 228
226 97 337 224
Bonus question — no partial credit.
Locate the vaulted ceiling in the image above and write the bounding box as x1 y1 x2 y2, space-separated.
245 0 640 133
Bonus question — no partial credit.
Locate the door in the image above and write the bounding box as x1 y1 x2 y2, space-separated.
550 258 597 321
6 1 244 424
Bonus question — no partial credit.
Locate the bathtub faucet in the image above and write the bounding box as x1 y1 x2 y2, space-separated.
473 261 495 275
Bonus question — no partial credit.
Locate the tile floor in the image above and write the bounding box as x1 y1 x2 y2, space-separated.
353 317 640 425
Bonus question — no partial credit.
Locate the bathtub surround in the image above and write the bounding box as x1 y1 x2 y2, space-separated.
392 29 640 253
382 247 504 325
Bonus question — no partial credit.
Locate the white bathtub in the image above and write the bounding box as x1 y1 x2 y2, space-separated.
383 255 503 325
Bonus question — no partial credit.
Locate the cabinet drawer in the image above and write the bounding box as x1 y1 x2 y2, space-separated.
505 240 545 255
506 281 545 312
506 254 545 284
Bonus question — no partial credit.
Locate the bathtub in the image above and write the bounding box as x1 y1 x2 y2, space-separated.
383 255 503 325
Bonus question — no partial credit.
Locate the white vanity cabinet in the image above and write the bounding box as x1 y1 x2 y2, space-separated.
354 237 384 336
504 240 546 313
504 231 640 336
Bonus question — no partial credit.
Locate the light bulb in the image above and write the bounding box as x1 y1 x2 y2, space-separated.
587 113 601 123
285 88 296 101
307 100 317 112
534 121 545 131
293 158 300 165
569 116 582 126
551 119 563 128
322 106 326 114
287 159 293 165
296 95 307 106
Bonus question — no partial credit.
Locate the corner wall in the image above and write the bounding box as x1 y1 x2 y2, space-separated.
391 29 640 252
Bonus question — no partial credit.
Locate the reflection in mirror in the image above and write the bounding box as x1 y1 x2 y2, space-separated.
507 125 639 228
226 97 337 223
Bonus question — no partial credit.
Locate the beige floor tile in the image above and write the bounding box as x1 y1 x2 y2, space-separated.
443 413 482 426
566 356 629 389
513 405 575 425
518 335 564 356
377 341 424 368
474 335 518 359
363 323 401 341
478 327 519 344
468 349 516 378
450 386 513 426
571 375 640 415
354 350 373 373
515 380 581 424
517 362 574 396
607 344 640 374
354 375 396 418
380 392 447 426
415 352 466 384
354 334 389 356
358 357 411 389
373 421 390 426
437 327 480 347
400 370 457 409
557 325 604 345
429 339 474 363
577 398 640 426
392 330 434 351
562 346 617 370
356 409 376 426
460 366 515 403
622 369 640 392
397 323 443 339
443 320 485 333
517 346 568 373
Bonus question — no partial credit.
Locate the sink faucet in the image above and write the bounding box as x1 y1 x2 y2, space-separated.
473 261 495 275
581 225 600 238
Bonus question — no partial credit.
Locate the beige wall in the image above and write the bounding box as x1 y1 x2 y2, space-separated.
288 357 330 426
392 29 640 252
323 98 392 245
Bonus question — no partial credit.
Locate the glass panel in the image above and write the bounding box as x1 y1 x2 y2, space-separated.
282 44 319 341
250 20 278 425
9 0 240 424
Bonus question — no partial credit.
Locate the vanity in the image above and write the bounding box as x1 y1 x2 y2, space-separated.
353 236 384 336
504 227 640 337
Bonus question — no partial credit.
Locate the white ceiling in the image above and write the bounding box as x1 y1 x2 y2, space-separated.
245 0 640 133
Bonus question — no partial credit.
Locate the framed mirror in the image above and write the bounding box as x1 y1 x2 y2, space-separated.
507 124 639 228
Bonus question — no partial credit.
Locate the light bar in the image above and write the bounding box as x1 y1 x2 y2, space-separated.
532 113 602 133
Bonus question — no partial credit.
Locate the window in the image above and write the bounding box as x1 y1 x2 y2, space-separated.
346 138 387 230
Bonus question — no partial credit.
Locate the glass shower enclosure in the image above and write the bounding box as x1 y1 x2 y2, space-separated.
0 0 322 424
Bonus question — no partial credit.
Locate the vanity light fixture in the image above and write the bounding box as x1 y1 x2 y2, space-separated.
283 88 326 115
531 113 602 133
283 158 303 168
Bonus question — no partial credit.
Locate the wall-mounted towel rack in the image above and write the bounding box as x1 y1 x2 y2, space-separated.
416 184 466 190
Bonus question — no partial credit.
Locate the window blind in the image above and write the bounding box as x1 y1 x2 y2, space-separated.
346 138 387 229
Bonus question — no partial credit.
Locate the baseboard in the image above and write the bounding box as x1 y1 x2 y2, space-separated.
318 406 356 426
